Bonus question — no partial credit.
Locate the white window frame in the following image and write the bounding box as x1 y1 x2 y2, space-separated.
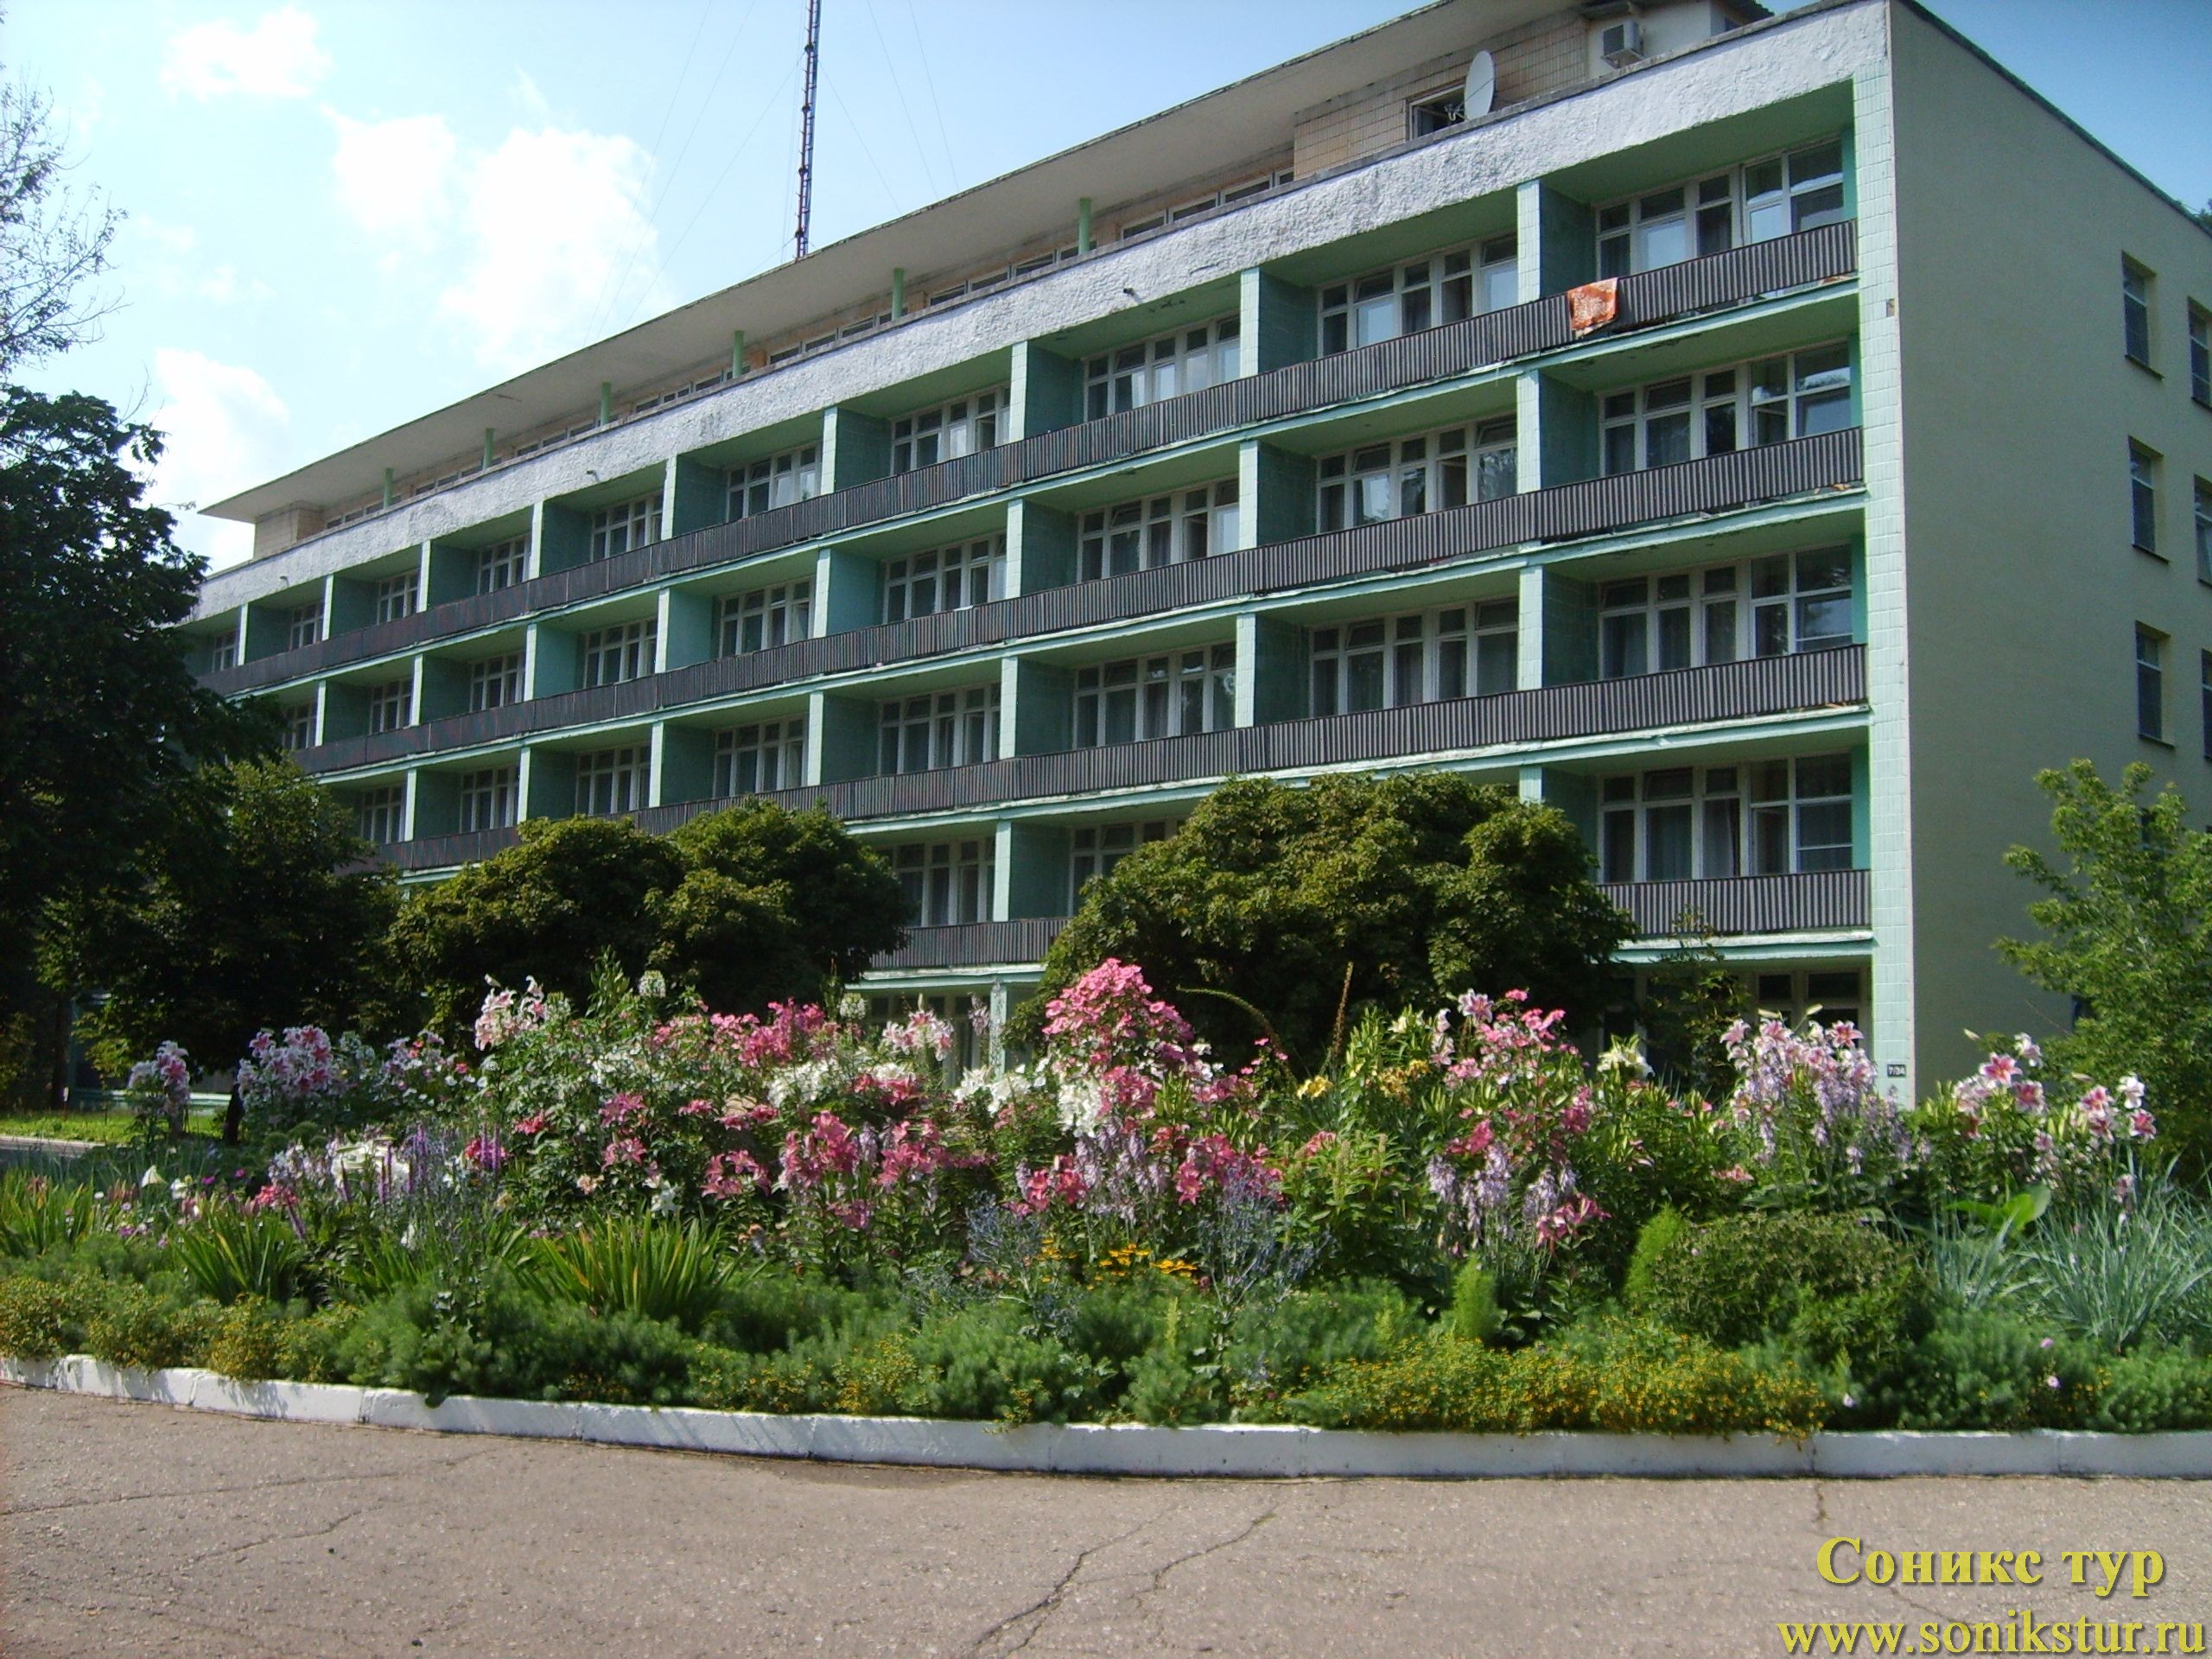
882 537 1006 624
891 389 1007 474
575 747 649 817
1317 416 1517 531
1752 967 1867 1031
1077 481 1239 581
285 602 321 652
1070 820 1179 905
282 702 315 752
1596 139 1847 278
467 652 523 712
1599 344 1854 475
587 495 662 562
727 444 821 520
1083 317 1241 420
719 582 812 656
1598 549 1853 679
2138 627 2167 743
714 720 808 798
1072 645 1236 747
475 537 528 594
892 838 996 927
2195 479 2212 585
210 637 237 673
2190 305 2210 407
372 571 418 625
365 677 412 735
878 684 1000 774
2122 261 2153 365
458 766 518 833
2130 444 2160 554
356 785 405 846
1310 600 1517 715
1599 753 1853 883
1319 237 1518 355
579 620 657 689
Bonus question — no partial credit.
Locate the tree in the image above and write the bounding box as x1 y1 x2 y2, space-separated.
1021 774 1631 1065
1999 760 2212 1175
0 387 268 1105
70 760 398 1090
1 75 121 374
386 804 905 1035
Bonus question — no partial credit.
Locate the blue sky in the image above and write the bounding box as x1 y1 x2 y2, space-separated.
9 0 2209 568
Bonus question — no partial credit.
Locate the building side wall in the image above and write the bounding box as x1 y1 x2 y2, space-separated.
1888 1 2212 1084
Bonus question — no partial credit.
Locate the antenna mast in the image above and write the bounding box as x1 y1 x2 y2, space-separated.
793 0 822 259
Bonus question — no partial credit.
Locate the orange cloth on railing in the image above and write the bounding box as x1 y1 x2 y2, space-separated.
1567 277 1620 336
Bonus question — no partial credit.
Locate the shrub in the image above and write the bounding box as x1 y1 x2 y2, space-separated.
82 1280 219 1371
0 1274 92 1358
2011 1185 2212 1354
1864 1310 2101 1432
203 1297 291 1380
531 1217 734 1332
2091 1348 2212 1433
166 1205 311 1305
1446 1262 1502 1346
898 1303 1110 1425
0 1173 105 1261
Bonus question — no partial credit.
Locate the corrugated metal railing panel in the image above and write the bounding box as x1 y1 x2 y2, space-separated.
297 436 1864 777
387 825 521 872
213 226 1858 697
1600 869 1870 938
871 918 1069 970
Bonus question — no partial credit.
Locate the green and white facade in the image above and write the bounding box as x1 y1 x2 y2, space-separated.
186 0 2212 1096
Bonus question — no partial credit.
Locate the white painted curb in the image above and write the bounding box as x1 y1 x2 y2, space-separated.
4 1356 2209 1478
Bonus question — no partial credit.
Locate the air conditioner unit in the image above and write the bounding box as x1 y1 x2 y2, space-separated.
1599 19 1645 66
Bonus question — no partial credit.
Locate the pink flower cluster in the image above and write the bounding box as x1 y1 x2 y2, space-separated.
474 980 552 1050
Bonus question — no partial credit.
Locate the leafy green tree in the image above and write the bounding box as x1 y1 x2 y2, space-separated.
1999 760 2212 1174
1022 774 1630 1065
1 386 267 1105
387 804 905 1034
69 760 397 1112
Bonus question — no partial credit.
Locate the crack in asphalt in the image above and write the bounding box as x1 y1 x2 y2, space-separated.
6 1446 497 1517
965 1510 1171 1659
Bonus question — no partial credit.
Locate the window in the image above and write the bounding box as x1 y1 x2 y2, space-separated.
864 991 989 1075
587 495 662 562
1083 318 1241 419
575 747 649 816
1596 141 1847 277
2122 261 2152 366
1600 345 1853 474
373 571 418 625
882 537 1006 624
2130 445 2160 554
1599 550 1853 678
1073 646 1236 746
891 839 995 927
281 702 315 752
878 684 1000 773
1071 820 1179 903
720 582 812 655
2137 627 2166 742
1408 88 1465 137
1317 417 1516 530
1077 481 1239 581
579 620 657 688
365 677 412 734
1754 968 1866 1032
356 785 405 846
1311 601 1517 714
2202 652 2212 762
1319 238 1517 354
891 389 1006 474
285 602 321 652
714 720 807 797
1599 754 1853 882
2190 306 2210 407
458 766 518 833
727 444 821 519
475 537 528 594
2196 480 2212 584
467 652 523 712
210 637 237 673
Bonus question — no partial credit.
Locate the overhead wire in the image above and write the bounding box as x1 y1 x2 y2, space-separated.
861 0 939 198
582 0 714 335
826 73 905 219
899 0 960 191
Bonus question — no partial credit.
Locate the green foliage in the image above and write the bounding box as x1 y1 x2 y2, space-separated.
1446 1261 1502 1346
0 1173 105 1259
2009 1185 2212 1354
1023 774 1628 1062
166 1205 312 1305
1999 761 2212 1173
72 760 396 1077
0 1274 92 1358
897 1303 1111 1426
1629 1211 1929 1376
1862 1310 2103 1432
530 1217 736 1332
1623 1208 1689 1313
1226 1279 1422 1408
2091 1347 2212 1433
202 1297 290 1381
82 1278 219 1371
1636 928 1743 1103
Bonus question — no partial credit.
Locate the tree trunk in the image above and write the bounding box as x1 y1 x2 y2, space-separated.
223 1084 243 1146
45 995 71 1113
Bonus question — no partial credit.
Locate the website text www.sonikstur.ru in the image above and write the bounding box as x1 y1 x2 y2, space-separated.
1776 1540 2203 1656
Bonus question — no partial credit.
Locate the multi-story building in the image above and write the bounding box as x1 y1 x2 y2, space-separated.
182 0 2212 1096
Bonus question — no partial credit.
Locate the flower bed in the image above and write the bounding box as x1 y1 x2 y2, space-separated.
4 962 2209 1437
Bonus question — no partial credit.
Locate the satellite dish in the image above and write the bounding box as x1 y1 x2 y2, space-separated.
1463 49 1497 119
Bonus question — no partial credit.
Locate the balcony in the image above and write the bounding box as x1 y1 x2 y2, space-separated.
871 918 1069 972
1599 869 1871 938
211 223 1859 698
295 433 1864 778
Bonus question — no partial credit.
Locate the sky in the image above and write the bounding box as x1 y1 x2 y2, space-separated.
8 0 2209 569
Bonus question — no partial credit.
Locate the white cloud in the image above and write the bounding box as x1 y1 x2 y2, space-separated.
162 6 331 100
147 348 292 568
434 125 667 372
510 69 551 122
326 110 457 245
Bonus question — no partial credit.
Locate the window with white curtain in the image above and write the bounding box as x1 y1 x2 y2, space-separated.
575 747 649 816
579 620 657 687
727 444 821 519
365 677 412 734
878 685 1000 773
891 390 1006 474
1084 317 1241 419
467 652 523 711
356 785 405 845
1596 140 1847 277
1310 600 1517 715
587 495 662 562
458 766 518 832
714 721 807 797
1072 646 1235 747
891 839 995 926
1597 550 1853 679
1599 753 1853 883
1317 416 1516 530
882 537 1006 623
1077 481 1239 581
1319 237 1518 354
719 583 812 655
1599 345 1853 474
